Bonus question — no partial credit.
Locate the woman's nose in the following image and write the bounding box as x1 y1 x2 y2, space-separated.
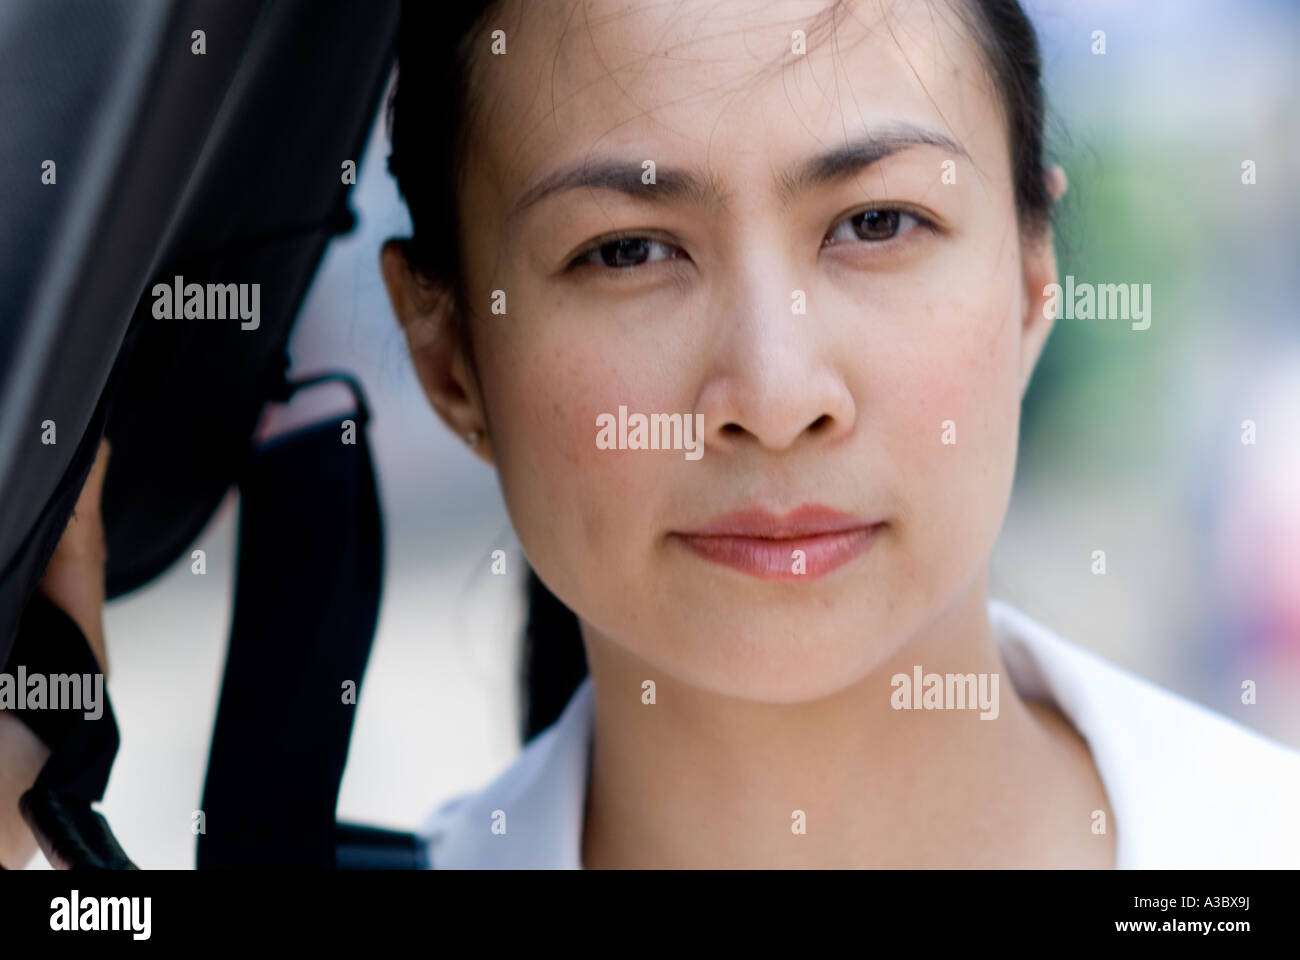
693 259 857 454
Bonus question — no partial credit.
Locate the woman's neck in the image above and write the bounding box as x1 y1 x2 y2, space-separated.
579 577 1116 868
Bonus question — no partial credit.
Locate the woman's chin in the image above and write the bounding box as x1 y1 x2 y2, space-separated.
613 612 901 704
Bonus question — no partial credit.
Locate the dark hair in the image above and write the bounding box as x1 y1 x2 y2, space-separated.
386 0 1056 742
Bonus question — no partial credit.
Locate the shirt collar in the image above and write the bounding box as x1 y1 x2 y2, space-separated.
424 597 1300 868
423 674 594 869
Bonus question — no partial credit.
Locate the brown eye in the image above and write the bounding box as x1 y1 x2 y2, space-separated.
571 236 682 270
824 207 928 247
856 209 902 239
602 237 649 268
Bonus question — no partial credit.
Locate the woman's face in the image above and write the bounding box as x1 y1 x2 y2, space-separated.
394 0 1057 702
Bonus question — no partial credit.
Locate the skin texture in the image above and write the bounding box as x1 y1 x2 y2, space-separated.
387 0 1115 867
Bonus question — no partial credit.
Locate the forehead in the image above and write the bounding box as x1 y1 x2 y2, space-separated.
466 0 1001 215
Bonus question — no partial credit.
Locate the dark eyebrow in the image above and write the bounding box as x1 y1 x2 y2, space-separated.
506 123 969 224
773 124 970 207
507 160 728 225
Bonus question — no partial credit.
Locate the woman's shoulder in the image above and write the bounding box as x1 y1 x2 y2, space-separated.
990 598 1300 867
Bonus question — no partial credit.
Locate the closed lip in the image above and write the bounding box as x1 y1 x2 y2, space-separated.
669 504 883 582
675 504 880 539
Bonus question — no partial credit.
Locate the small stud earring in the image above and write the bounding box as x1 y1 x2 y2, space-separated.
465 429 481 447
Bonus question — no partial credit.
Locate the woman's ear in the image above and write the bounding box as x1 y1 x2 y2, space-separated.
380 238 493 463
1017 164 1069 397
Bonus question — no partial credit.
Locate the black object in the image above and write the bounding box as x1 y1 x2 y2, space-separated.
0 0 268 670
0 0 422 868
522 569 588 743
335 822 428 870
197 373 384 868
4 591 136 869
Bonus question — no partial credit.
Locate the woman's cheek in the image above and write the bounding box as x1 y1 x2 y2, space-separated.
496 342 664 560
888 304 1018 587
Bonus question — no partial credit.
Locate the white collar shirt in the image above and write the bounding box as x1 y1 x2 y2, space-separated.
421 598 1300 868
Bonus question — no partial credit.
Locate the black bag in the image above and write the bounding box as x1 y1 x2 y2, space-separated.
0 0 422 868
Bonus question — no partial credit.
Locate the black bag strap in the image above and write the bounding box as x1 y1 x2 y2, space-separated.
2 368 425 870
197 371 390 868
334 821 427 870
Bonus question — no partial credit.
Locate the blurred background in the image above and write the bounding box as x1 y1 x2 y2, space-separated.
22 0 1300 867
